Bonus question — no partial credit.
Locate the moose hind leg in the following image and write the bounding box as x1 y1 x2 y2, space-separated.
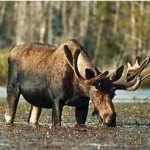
28 105 42 126
75 97 89 125
5 83 20 124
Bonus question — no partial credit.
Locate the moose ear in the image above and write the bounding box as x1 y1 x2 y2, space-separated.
109 65 124 82
64 45 73 67
85 69 95 79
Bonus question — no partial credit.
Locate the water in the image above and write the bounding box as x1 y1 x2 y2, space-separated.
0 87 150 103
114 89 150 103
0 87 6 99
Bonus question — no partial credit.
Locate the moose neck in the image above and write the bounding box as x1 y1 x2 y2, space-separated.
73 79 91 97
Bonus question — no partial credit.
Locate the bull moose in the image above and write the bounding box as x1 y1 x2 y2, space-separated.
5 39 150 127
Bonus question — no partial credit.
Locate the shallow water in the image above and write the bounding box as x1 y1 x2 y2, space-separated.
0 102 150 149
0 87 6 98
114 89 150 103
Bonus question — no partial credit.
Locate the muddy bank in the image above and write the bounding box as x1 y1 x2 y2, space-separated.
0 101 150 149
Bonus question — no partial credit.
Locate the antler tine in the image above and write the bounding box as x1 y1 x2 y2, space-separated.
127 56 140 72
134 56 140 67
140 68 150 81
114 57 150 91
127 57 150 82
121 67 150 91
114 75 141 91
126 60 132 71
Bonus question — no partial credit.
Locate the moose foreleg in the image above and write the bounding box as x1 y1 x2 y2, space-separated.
75 105 89 125
65 97 89 125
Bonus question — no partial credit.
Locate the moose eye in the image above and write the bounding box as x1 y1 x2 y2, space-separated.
98 82 101 87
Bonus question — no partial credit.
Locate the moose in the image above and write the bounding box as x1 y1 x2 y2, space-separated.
5 39 150 127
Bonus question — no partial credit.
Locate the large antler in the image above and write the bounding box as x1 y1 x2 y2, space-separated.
114 56 150 91
64 44 150 90
64 45 109 85
127 56 150 82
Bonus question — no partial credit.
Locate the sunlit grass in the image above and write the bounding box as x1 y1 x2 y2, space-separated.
0 49 9 86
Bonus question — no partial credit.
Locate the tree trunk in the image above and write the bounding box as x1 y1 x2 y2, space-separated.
130 2 137 57
0 2 6 26
137 1 144 56
113 1 120 36
93 18 104 65
15 2 27 45
39 2 49 43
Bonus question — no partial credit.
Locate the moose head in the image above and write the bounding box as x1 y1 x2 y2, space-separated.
64 45 150 127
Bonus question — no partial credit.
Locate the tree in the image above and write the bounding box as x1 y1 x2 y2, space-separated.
0 1 150 68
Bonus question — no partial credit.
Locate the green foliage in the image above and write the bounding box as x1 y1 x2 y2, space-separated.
95 2 150 67
0 49 9 85
5 1 14 12
0 1 150 87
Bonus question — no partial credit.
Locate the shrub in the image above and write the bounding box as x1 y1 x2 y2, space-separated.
0 50 9 86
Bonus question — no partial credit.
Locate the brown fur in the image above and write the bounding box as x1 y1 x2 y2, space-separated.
5 39 116 127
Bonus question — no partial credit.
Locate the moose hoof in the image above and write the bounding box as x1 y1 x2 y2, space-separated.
28 121 39 128
5 114 13 124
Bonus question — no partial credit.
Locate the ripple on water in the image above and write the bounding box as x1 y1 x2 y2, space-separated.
0 140 10 147
87 143 118 149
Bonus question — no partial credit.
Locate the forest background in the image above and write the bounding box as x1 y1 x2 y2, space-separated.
0 1 150 87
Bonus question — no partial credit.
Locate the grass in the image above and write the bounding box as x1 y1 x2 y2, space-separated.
0 49 9 86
